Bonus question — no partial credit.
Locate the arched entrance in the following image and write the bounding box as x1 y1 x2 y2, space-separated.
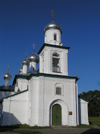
52 104 61 125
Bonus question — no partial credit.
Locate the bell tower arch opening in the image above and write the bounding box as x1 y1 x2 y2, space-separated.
52 52 61 73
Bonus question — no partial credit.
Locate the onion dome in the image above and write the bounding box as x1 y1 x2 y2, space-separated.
44 20 62 33
22 57 29 65
28 51 39 63
3 71 12 80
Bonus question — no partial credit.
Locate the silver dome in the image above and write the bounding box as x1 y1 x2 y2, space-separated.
44 20 62 33
22 58 29 65
3 71 12 80
28 51 39 63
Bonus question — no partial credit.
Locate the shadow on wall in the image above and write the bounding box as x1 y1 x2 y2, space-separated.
0 112 21 131
78 98 81 124
81 128 100 134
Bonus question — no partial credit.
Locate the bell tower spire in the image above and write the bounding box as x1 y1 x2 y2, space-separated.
39 13 70 75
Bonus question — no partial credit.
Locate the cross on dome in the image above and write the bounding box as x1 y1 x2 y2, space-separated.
51 10 55 21
32 44 36 51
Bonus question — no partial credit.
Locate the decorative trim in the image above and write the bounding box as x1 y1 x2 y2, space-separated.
4 89 28 99
13 74 29 85
0 89 14 92
38 43 70 54
13 73 79 85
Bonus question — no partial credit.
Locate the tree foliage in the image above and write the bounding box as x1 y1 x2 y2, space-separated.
79 90 100 117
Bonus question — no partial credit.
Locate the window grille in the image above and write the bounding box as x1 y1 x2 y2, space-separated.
56 87 61 95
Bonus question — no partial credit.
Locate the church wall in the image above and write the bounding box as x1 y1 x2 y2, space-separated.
37 76 45 126
75 82 79 125
22 65 28 74
17 79 28 91
0 103 2 125
44 49 49 73
78 98 89 125
45 29 61 45
38 76 77 126
28 77 39 126
2 91 28 126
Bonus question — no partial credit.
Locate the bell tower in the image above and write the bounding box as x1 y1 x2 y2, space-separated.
38 13 70 76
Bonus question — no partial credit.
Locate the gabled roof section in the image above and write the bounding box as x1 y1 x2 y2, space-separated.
12 72 38 85
38 43 70 54
4 89 28 99
78 95 88 103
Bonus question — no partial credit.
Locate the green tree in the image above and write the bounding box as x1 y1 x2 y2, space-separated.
79 90 100 117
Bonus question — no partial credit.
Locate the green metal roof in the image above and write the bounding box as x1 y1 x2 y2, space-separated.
4 89 28 99
13 73 79 85
38 43 70 54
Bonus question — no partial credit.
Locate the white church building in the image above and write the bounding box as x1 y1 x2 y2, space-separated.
0 18 89 126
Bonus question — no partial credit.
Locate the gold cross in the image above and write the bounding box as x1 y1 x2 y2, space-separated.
51 10 55 21
32 43 36 51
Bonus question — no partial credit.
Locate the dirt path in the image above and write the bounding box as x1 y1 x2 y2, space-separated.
0 127 100 134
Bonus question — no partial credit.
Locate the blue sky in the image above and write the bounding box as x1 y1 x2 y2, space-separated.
0 0 100 94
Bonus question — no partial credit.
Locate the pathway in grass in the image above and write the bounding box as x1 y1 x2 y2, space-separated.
9 127 100 134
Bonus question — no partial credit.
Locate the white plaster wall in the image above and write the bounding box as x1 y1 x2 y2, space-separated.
37 76 77 126
39 53 44 73
39 46 68 75
78 98 89 125
17 79 28 91
45 29 62 45
29 62 37 72
75 82 79 125
28 77 39 126
22 65 28 74
0 103 2 125
2 91 28 126
44 49 49 73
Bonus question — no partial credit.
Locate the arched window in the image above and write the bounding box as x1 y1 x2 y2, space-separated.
52 52 60 73
53 53 59 57
54 83 64 95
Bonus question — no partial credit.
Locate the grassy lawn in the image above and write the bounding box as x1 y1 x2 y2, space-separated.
12 130 43 134
0 117 100 134
89 117 100 126
73 117 100 128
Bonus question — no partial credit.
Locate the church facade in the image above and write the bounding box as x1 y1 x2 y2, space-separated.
0 19 89 126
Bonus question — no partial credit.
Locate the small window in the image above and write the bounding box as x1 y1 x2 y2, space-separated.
54 34 57 40
56 87 61 95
